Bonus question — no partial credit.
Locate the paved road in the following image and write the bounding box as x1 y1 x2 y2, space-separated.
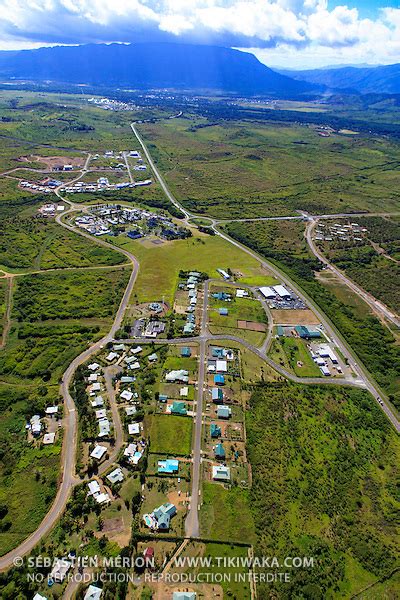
0 202 139 572
185 287 208 537
306 219 400 329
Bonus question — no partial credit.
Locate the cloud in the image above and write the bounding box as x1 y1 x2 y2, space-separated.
0 0 398 67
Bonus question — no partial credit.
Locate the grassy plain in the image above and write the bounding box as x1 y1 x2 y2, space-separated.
246 382 400 599
110 232 267 306
270 337 322 377
138 117 400 217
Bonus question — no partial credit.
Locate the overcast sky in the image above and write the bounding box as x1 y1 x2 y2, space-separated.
0 1 399 69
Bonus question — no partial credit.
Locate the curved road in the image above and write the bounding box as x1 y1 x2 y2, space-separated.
0 203 139 572
2 117 399 572
306 219 400 329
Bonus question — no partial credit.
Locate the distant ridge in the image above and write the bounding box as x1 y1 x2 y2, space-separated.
0 42 318 97
282 63 400 95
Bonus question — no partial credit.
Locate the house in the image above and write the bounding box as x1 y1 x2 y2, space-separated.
88 373 98 383
236 289 248 298
95 493 111 505
211 388 224 403
159 394 168 403
181 347 192 357
152 502 177 529
219 308 228 316
90 445 107 460
173 593 196 600
43 433 56 445
212 347 225 358
216 360 227 373
165 370 189 383
113 343 125 351
49 558 72 583
45 406 58 416
106 351 118 362
183 323 195 334
214 374 225 386
30 415 42 436
212 465 230 481
88 362 100 371
180 386 189 397
214 443 225 459
88 480 101 496
210 423 221 438
84 585 103 600
148 353 158 362
121 376 135 383
98 418 110 437
131 346 142 354
107 467 124 485
124 443 143 465
120 390 134 402
158 459 179 474
217 405 231 419
128 423 140 435
91 396 104 408
33 594 48 600
95 409 107 420
143 546 154 561
125 406 137 416
171 401 187 416
90 382 101 393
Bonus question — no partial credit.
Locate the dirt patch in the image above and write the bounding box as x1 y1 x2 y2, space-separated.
19 155 84 169
102 517 124 533
272 309 320 325
237 320 266 331
167 490 187 509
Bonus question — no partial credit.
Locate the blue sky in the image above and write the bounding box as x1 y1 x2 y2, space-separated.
0 1 399 69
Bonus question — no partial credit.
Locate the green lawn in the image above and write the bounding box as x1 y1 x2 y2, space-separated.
110 232 266 305
147 414 193 456
200 482 256 543
270 337 322 377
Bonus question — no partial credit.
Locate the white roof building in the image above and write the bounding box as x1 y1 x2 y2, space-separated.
91 396 104 408
216 360 227 373
33 594 48 600
90 445 108 460
43 433 56 445
106 352 118 362
49 559 72 583
259 286 275 298
95 493 110 505
88 363 100 371
95 409 107 420
88 480 101 496
107 467 124 484
128 423 140 435
45 406 58 415
273 285 291 298
98 418 110 437
84 585 103 600
120 390 134 402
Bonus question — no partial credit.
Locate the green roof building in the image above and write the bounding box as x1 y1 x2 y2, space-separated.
171 401 187 415
214 443 225 459
181 347 192 357
210 423 221 438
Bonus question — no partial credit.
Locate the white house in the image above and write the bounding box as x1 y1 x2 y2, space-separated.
84 585 103 600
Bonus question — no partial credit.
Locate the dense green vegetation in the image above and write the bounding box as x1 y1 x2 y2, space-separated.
13 268 129 321
139 117 400 218
0 211 125 270
0 384 61 555
225 220 400 409
246 382 400 599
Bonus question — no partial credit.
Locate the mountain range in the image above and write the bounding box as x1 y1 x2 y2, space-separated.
0 43 316 97
282 63 400 95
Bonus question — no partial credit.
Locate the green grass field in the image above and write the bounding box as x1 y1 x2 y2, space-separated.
200 482 256 543
138 118 400 218
147 414 193 456
270 337 322 377
110 232 267 306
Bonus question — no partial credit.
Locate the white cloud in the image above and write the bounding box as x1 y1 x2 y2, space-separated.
0 0 398 67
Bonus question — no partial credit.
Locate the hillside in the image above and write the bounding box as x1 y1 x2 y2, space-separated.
0 42 317 97
283 63 400 95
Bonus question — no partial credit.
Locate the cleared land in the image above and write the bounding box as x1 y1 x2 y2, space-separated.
147 414 193 456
